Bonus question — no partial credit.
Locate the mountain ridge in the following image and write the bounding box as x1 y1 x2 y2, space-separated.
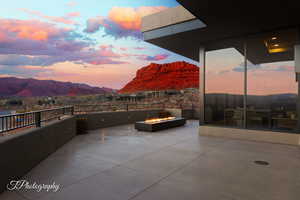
0 77 113 97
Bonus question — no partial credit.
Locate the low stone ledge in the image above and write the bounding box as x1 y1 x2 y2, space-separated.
200 125 300 146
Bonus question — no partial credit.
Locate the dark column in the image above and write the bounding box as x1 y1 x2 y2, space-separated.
297 73 300 132
295 41 300 132
243 41 248 128
199 47 205 125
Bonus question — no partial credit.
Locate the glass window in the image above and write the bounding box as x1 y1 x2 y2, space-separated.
204 29 299 132
205 46 245 127
246 30 298 131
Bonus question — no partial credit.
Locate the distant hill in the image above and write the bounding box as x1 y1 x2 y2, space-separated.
0 77 113 97
119 61 199 94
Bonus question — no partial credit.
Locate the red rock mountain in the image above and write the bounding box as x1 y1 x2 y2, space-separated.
119 61 199 94
0 77 113 97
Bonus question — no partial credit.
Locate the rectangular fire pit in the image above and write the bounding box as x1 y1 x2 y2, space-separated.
135 117 186 132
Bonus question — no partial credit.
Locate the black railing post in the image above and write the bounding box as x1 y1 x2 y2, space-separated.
1 117 4 134
71 106 74 115
35 112 41 127
62 107 66 115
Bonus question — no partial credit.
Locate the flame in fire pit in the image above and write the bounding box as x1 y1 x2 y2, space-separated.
145 117 176 124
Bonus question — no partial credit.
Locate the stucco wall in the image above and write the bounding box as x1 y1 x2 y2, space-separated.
0 117 76 193
142 6 196 32
77 110 163 130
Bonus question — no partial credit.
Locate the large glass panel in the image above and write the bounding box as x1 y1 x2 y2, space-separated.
205 45 245 127
246 29 298 132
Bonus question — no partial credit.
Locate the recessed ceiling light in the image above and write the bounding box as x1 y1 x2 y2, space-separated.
274 44 279 47
271 37 277 40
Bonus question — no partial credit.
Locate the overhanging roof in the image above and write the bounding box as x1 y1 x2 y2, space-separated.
177 0 300 36
142 1 300 64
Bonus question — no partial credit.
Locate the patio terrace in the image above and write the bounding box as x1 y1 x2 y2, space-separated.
1 120 300 200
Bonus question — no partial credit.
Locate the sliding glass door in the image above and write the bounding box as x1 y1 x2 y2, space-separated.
203 29 299 133
205 47 245 128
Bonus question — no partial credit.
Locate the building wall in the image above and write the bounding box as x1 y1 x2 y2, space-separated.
142 6 196 32
0 116 76 193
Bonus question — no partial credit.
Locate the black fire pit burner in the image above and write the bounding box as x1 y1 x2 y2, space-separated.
135 117 186 132
254 160 270 166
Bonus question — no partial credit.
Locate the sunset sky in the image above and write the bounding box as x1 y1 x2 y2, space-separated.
0 0 297 94
0 0 197 89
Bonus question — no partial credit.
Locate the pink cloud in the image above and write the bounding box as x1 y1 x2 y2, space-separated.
66 1 77 7
108 6 167 30
99 44 114 50
84 16 104 33
84 6 168 39
138 53 170 61
20 8 80 25
134 47 146 50
98 45 120 57
66 12 81 17
0 19 127 68
0 19 70 41
0 32 8 42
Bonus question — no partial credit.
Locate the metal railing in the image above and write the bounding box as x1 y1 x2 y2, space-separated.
0 103 197 135
0 106 74 135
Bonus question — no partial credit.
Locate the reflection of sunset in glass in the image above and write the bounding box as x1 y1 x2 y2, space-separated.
206 48 296 95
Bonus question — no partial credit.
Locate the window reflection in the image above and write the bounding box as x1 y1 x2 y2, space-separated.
205 48 244 127
247 60 297 131
204 29 299 132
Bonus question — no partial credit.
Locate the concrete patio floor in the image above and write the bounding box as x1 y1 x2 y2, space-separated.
1 120 300 200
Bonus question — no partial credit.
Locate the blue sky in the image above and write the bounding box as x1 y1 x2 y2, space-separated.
1 0 179 25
